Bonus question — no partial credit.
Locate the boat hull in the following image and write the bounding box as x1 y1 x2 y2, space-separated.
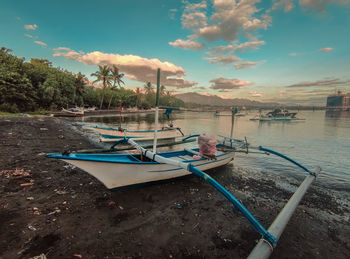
62 152 234 189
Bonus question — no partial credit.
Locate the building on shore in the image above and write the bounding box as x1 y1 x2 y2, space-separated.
326 92 350 111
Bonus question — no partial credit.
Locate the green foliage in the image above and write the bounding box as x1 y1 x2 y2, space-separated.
0 50 37 111
0 103 19 113
0 47 186 112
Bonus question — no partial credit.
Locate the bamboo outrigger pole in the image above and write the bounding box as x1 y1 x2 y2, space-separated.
248 168 320 259
152 68 161 153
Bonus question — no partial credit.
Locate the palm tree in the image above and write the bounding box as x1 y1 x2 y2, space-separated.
91 65 111 109
107 65 125 110
144 82 153 95
160 85 166 96
1 47 12 54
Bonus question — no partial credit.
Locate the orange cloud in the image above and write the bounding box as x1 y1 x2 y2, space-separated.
34 41 47 47
53 49 197 88
24 24 38 30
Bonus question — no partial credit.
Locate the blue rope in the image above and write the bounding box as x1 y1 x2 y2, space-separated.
258 146 312 175
187 164 278 247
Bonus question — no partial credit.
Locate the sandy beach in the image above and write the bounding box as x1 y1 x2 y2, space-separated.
0 117 349 258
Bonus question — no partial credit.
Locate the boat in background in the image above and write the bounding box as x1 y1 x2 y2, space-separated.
250 108 303 121
62 107 84 116
234 112 246 117
84 106 97 112
52 107 84 117
94 125 184 143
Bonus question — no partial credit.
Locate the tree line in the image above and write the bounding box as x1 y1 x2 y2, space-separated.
0 47 185 113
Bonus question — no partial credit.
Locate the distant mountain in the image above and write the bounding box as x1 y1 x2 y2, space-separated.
175 92 279 107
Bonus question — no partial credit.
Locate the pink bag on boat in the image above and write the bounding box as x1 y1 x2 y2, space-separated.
198 135 217 156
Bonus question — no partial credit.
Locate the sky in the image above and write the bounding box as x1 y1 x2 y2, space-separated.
1 0 350 106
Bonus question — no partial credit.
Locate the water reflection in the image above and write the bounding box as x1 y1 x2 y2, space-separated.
325 110 350 118
71 110 350 191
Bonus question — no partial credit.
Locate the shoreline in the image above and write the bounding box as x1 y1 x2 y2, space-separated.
0 117 349 258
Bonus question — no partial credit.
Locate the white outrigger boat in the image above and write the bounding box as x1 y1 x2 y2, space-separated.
46 69 320 258
46 139 236 189
95 126 185 143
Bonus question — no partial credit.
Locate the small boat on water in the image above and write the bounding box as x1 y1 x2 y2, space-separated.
84 106 97 112
234 112 246 117
250 108 302 121
62 107 84 116
94 126 185 143
52 107 84 117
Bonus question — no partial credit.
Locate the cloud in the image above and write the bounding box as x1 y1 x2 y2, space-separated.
210 77 253 91
272 0 295 12
180 0 271 43
235 40 266 52
205 54 241 65
53 47 71 51
318 47 333 52
286 78 348 87
169 38 205 50
183 0 207 11
34 41 47 47
210 44 235 53
169 8 178 20
272 0 350 13
24 24 38 30
24 34 33 38
182 12 207 28
205 40 266 66
249 91 263 97
242 16 270 31
210 40 265 54
181 1 207 29
289 52 304 56
300 0 350 12
234 60 266 69
197 25 223 42
53 48 197 88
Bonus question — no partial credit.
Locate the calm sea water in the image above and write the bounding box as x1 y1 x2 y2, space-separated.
74 110 350 192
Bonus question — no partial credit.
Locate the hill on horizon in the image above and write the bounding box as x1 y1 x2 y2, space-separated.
175 92 279 107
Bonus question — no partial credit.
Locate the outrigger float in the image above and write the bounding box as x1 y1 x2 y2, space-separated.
46 69 320 258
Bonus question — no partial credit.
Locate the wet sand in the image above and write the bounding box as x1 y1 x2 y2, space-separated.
0 117 349 258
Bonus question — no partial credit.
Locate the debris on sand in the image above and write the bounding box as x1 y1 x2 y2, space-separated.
28 225 37 231
29 254 47 259
20 182 34 187
0 168 31 178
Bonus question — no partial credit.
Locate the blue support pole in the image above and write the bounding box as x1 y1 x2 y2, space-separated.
258 146 312 174
187 164 278 247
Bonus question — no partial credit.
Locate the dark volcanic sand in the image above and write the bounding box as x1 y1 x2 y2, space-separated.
0 117 349 259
